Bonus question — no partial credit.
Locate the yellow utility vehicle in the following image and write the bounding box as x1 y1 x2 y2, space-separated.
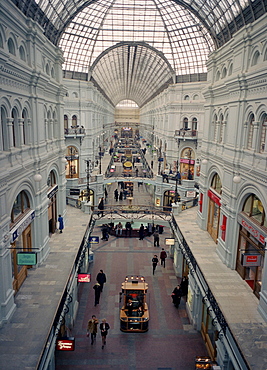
120 275 149 332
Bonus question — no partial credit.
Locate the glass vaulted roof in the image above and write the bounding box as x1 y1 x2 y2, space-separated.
13 0 267 106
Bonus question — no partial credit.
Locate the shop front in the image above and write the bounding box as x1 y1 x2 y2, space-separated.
207 174 222 243
236 195 266 298
10 191 35 294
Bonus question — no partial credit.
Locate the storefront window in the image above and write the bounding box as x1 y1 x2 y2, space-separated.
236 194 266 298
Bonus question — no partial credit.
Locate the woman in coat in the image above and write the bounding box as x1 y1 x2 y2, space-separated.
100 318 110 349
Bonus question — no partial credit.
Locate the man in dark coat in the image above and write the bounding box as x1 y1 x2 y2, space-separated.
97 270 107 292
93 282 101 306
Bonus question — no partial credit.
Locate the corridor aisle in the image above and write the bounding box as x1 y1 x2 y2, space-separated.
56 182 209 369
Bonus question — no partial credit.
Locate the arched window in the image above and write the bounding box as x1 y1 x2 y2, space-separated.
243 194 266 226
1 106 9 150
47 170 57 188
215 70 220 81
22 109 28 145
8 38 15 55
51 67 55 78
251 50 260 66
192 94 199 100
11 191 30 224
192 117 197 131
46 63 50 75
64 115 68 131
19 45 26 61
184 95 189 101
219 114 224 143
247 113 255 149
183 117 188 130
11 108 19 147
259 113 267 153
264 49 267 61
211 173 222 194
0 33 4 48
222 67 227 78
228 63 233 76
21 110 25 145
213 114 218 141
72 115 78 127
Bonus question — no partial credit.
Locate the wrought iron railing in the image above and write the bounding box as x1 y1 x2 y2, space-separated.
36 216 95 369
170 215 249 370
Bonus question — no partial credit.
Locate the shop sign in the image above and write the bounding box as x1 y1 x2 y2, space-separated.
155 198 160 206
47 185 58 199
78 273 91 282
17 252 37 266
207 189 221 206
56 337 75 351
70 188 80 195
238 214 266 245
10 210 35 243
165 238 175 245
89 236 99 244
186 191 196 198
241 253 261 267
180 158 195 164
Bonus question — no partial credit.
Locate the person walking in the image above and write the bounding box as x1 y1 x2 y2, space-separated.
87 315 99 344
96 269 107 292
114 188 119 201
152 255 159 275
171 284 183 308
139 223 145 240
93 281 102 306
180 275 189 297
98 197 104 216
160 248 167 267
58 214 64 233
153 230 160 247
100 319 110 349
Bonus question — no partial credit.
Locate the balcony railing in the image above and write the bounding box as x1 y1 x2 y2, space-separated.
174 129 197 138
64 127 85 136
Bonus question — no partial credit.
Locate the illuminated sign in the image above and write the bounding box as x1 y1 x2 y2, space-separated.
165 238 175 245
78 273 91 283
17 252 37 266
56 338 75 351
207 189 221 206
89 236 99 244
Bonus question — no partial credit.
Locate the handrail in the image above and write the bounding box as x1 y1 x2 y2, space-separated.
36 216 96 370
170 214 249 370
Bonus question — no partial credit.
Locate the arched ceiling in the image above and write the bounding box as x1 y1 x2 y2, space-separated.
13 0 267 107
90 42 175 107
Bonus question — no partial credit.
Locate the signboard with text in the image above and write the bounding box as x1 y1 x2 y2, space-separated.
78 273 91 283
241 253 261 267
56 337 75 351
17 252 37 266
165 238 175 245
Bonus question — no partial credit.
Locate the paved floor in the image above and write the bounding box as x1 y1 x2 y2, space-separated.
56 222 208 369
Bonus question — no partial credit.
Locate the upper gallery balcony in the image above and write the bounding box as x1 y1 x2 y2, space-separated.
64 127 85 138
174 129 198 140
